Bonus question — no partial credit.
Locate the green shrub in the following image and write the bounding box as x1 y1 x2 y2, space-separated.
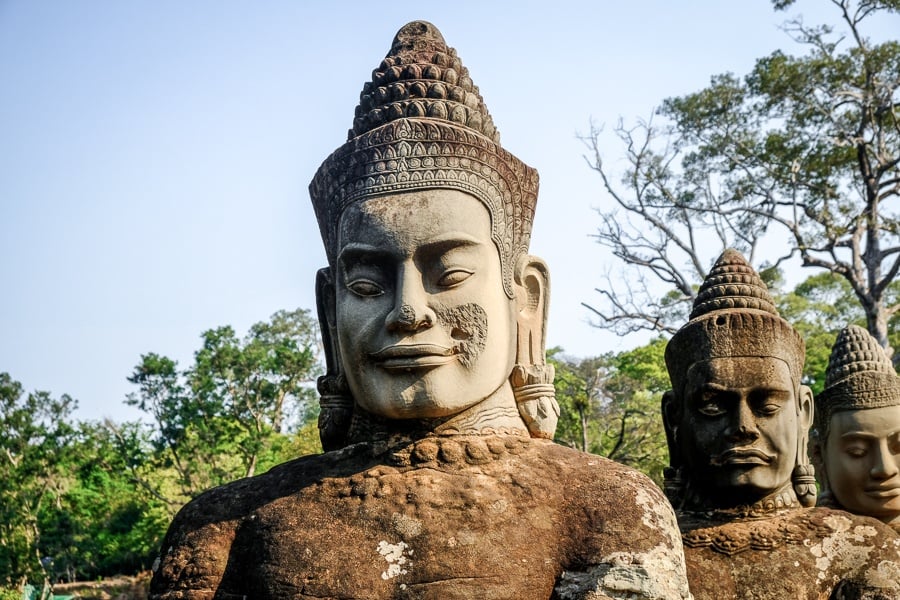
0 587 22 600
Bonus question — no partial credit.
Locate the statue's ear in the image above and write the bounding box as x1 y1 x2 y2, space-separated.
798 384 814 432
510 255 559 439
661 390 686 506
794 384 819 507
315 267 339 374
315 267 354 452
661 390 681 464
513 255 550 367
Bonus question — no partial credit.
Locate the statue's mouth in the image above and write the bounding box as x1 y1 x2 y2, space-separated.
370 343 457 371
864 484 900 499
711 447 774 466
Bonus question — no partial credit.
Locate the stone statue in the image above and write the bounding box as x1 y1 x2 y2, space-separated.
148 21 692 600
662 249 900 599
812 324 900 532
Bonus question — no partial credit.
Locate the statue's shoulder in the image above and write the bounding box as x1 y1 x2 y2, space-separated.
535 442 681 547
535 445 691 599
536 442 668 501
149 447 374 599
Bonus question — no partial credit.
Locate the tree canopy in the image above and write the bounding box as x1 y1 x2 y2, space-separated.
584 0 900 353
0 308 324 590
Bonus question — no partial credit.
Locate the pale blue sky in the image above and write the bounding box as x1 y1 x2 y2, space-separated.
2 1 896 422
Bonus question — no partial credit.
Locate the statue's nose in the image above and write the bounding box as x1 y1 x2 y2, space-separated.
724 399 760 442
870 440 900 480
385 266 436 332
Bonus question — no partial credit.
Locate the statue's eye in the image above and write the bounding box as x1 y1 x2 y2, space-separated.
890 436 900 454
758 403 782 416
697 401 726 417
347 279 384 297
437 269 473 287
695 390 727 417
844 445 867 458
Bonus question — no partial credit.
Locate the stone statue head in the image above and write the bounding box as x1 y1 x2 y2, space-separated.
309 21 558 450
662 249 816 511
812 325 900 528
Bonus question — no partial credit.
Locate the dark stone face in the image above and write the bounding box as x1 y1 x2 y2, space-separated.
678 356 801 507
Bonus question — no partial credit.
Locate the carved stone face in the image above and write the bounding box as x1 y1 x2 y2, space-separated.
334 189 517 420
679 356 806 505
823 405 900 526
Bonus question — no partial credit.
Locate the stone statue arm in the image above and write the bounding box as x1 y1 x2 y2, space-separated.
148 491 242 600
552 465 693 600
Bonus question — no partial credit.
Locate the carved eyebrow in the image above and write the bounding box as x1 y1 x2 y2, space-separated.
840 432 880 441
697 383 733 394
338 236 484 267
415 235 483 257
337 243 393 266
696 383 791 397
840 430 900 441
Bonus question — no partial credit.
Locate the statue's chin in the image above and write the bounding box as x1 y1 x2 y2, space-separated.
351 362 513 422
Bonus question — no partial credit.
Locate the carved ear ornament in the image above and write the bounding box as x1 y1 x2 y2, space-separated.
317 374 354 452
510 364 559 440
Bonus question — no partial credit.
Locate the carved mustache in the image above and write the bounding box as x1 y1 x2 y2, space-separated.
710 447 774 466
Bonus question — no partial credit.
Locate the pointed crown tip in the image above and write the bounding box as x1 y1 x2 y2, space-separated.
690 249 776 320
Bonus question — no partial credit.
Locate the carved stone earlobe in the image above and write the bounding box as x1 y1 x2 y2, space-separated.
317 374 353 452
315 267 354 451
792 464 817 507
661 390 686 507
793 385 817 507
512 256 558 439
511 364 558 439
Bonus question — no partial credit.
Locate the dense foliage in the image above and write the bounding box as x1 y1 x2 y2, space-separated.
551 339 670 484
0 309 322 589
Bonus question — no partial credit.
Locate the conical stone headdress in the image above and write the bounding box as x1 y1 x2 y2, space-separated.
665 249 806 395
309 20 539 298
815 325 900 436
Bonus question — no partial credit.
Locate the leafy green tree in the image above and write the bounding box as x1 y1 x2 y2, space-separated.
37 421 169 582
552 339 670 484
0 373 76 588
773 270 900 392
584 0 900 352
123 308 323 504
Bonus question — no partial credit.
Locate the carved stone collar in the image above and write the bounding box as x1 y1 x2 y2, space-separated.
336 431 536 471
678 485 800 522
679 506 847 556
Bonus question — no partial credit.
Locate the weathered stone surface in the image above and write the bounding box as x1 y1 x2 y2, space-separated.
663 249 900 598
679 507 900 598
150 435 689 599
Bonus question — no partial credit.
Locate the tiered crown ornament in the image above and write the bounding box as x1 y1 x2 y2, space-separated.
665 249 805 393
664 249 815 508
309 20 538 299
816 325 900 438
310 21 553 450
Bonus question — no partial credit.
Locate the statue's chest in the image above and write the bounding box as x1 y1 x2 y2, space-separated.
229 466 565 599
